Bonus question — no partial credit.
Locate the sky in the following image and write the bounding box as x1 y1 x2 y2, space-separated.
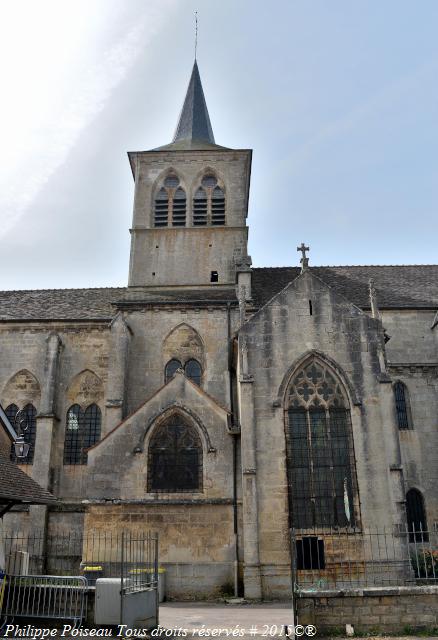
0 0 437 290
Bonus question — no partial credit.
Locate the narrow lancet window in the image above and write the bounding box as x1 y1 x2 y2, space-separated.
193 187 208 225
172 187 186 226
394 381 412 430
154 187 169 227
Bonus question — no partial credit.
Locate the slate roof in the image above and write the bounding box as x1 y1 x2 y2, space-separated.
0 266 436 321
0 452 56 505
252 266 438 310
0 287 238 321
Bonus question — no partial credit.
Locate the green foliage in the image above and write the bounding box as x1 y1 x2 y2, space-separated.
410 548 438 578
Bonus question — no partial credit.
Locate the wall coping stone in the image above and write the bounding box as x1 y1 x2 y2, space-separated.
298 585 438 598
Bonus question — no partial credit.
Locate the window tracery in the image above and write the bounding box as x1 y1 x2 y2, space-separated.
148 414 202 492
154 174 186 227
193 174 225 226
285 358 358 528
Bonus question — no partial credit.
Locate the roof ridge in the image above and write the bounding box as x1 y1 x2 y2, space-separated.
253 264 438 270
0 286 127 294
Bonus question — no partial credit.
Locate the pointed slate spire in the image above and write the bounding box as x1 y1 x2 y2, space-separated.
173 60 215 145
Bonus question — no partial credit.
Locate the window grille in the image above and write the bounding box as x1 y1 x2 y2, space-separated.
296 537 325 570
148 414 202 492
165 359 182 383
211 186 225 225
394 381 412 430
172 187 186 227
63 403 101 465
285 358 358 528
185 359 202 386
154 187 168 227
193 187 207 225
406 488 428 542
9 403 37 465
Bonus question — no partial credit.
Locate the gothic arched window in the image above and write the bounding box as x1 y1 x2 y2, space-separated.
8 403 37 465
172 187 186 226
394 381 412 430
285 357 358 528
154 187 168 227
154 175 186 228
165 359 182 383
148 414 203 492
193 174 226 226
211 186 225 225
193 187 207 225
185 359 202 386
406 488 428 542
63 403 101 465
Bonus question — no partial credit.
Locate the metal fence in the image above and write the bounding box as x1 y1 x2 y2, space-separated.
1 530 159 626
291 526 438 591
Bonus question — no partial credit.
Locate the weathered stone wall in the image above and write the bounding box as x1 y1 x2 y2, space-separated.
84 503 235 598
239 271 405 598
297 586 438 632
128 149 251 287
382 310 438 529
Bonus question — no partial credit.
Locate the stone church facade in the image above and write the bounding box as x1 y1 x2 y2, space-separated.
1 62 437 599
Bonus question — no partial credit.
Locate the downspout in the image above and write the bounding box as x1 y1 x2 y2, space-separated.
227 301 240 598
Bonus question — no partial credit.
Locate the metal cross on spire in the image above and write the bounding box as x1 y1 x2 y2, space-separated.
297 243 310 272
194 11 198 60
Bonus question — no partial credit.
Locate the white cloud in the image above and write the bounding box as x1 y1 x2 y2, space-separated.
0 0 175 238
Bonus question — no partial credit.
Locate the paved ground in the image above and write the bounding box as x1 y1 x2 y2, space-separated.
158 602 438 640
159 602 295 638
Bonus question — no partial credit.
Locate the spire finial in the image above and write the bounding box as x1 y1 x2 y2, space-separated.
194 11 198 60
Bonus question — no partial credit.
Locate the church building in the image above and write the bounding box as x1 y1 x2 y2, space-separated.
1 61 437 599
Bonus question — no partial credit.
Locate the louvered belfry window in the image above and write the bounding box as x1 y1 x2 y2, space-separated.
154 187 169 227
285 358 359 528
63 403 101 465
193 174 225 226
154 175 186 228
148 414 203 492
172 187 186 226
193 187 208 225
394 381 412 430
8 403 37 465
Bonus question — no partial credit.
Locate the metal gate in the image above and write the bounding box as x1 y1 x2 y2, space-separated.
120 531 159 628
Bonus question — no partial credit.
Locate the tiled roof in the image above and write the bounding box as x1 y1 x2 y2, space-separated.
252 266 438 310
0 266 436 322
0 452 56 505
0 287 126 321
0 287 237 321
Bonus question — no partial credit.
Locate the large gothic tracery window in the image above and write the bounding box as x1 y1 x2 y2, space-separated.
63 403 101 465
285 358 358 528
148 414 203 492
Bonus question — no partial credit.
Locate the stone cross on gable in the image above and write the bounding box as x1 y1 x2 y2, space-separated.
297 243 310 272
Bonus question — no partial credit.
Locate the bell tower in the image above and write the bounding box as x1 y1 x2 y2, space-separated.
127 61 252 289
